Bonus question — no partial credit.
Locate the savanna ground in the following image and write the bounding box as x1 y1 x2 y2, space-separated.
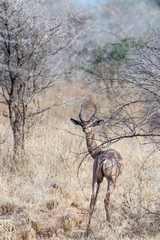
0 80 160 240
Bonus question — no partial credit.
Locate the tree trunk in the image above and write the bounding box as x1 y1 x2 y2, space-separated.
13 113 24 159
9 101 25 171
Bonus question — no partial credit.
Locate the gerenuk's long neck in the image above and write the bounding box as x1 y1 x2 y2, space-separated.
85 130 102 159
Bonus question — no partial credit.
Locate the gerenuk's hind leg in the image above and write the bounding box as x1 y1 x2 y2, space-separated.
104 180 116 222
86 181 101 236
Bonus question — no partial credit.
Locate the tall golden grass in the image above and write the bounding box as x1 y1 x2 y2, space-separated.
0 81 159 239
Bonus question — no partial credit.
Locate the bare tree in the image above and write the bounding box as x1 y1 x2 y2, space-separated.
105 27 160 146
0 0 78 167
83 25 160 147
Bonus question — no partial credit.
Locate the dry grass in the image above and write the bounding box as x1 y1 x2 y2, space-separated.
0 82 160 239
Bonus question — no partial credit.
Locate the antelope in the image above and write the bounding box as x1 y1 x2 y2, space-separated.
71 105 124 235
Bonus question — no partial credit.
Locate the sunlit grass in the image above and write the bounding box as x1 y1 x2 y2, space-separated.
0 83 159 239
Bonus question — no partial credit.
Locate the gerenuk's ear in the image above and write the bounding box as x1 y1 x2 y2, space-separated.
91 119 104 127
70 118 82 126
